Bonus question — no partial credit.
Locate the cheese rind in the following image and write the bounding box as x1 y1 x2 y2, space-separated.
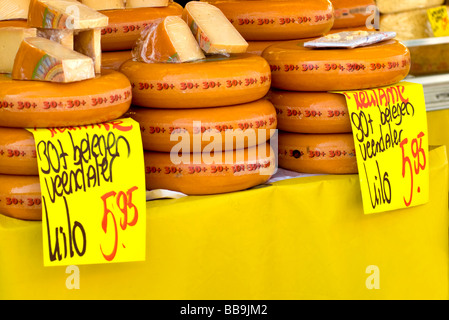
74 28 102 73
182 1 248 54
134 16 205 63
12 37 95 83
79 0 125 10
101 50 132 70
331 0 376 29
126 0 169 8
0 27 37 74
0 128 38 176
28 0 109 30
0 0 30 20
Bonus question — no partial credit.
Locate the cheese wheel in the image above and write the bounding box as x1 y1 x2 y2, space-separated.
262 39 411 92
101 50 132 70
278 132 357 174
331 0 376 29
144 144 276 195
127 99 277 152
376 0 444 14
246 40 281 56
99 3 183 51
119 53 271 109
0 69 132 128
268 90 351 134
0 20 28 28
0 174 42 221
0 127 38 175
327 25 375 34
209 0 334 41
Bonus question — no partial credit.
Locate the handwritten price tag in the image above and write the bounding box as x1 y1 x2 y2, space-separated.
27 118 146 266
336 82 429 214
427 6 449 37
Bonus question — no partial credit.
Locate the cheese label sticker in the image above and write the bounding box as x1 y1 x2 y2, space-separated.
336 82 429 215
27 118 147 267
427 6 449 37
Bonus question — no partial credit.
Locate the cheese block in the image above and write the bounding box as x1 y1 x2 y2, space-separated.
127 99 277 152
246 40 280 56
0 127 38 176
379 8 435 41
376 0 444 14
79 0 125 10
0 20 28 28
119 53 271 108
268 90 351 134
126 0 169 8
74 28 102 73
0 174 41 221
12 37 95 83
37 28 74 49
101 50 132 70
133 16 205 63
0 0 30 21
262 39 410 91
0 69 132 128
182 1 248 54
28 0 109 30
331 0 376 29
278 132 358 174
0 27 37 74
209 0 334 41
100 3 183 51
144 144 276 195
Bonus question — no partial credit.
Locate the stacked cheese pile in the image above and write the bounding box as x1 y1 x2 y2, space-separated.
95 0 184 70
120 1 277 195
262 33 411 174
0 0 132 220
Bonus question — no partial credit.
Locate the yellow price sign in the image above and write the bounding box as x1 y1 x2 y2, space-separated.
336 82 429 214
427 6 449 37
27 118 147 266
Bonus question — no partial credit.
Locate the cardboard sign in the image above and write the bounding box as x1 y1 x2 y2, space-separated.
337 82 429 214
427 6 449 37
27 118 146 266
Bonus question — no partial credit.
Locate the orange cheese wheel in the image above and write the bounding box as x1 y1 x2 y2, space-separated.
101 50 132 71
331 0 376 29
99 3 183 51
0 20 28 28
268 90 352 134
144 144 276 195
262 39 411 92
210 0 334 41
278 132 358 174
119 53 271 109
0 174 42 221
127 98 277 152
0 69 132 128
0 127 38 175
327 25 376 34
247 40 282 56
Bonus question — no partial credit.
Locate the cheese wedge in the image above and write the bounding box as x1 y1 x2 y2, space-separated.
12 37 95 83
182 1 248 54
134 16 205 63
0 0 30 20
126 0 169 8
28 0 109 30
74 28 102 73
78 0 125 10
37 28 74 49
0 27 37 73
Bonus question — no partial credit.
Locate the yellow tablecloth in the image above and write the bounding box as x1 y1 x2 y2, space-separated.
0 146 447 300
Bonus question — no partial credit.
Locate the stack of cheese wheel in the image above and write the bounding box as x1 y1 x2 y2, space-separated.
262 36 411 174
120 1 277 195
0 0 132 221
93 0 184 71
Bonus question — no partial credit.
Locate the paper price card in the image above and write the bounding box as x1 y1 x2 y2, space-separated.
427 6 449 37
336 82 429 215
27 118 146 267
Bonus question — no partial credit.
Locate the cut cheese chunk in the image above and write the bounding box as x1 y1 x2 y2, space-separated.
74 28 102 73
37 28 74 49
0 69 132 128
376 0 444 14
331 0 376 29
0 27 37 74
12 37 95 83
182 1 248 54
126 0 169 8
0 0 30 20
78 0 125 10
278 132 358 174
28 0 109 30
134 16 205 63
262 39 410 91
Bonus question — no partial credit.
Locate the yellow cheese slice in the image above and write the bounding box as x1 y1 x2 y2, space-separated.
0 27 37 74
74 28 102 73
